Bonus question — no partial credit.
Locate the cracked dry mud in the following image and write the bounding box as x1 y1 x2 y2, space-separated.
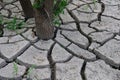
0 0 120 80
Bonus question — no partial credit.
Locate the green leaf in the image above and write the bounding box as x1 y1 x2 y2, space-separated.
13 62 18 75
33 0 44 9
6 17 24 30
0 15 3 25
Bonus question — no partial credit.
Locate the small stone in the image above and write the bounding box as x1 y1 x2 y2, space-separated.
0 62 26 80
88 42 100 51
34 40 54 50
52 44 71 62
80 23 96 35
0 40 30 61
94 39 120 67
17 46 49 67
56 57 83 80
22 29 38 42
85 60 120 80
60 9 74 24
62 31 89 49
89 31 114 44
72 10 98 23
68 44 96 60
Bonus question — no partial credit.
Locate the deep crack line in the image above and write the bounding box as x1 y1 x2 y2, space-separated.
66 8 93 49
54 39 96 62
80 61 87 80
76 23 92 50
47 42 56 80
55 55 73 63
102 15 120 20
0 42 31 62
98 2 105 21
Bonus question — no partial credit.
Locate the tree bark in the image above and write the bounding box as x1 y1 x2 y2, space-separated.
34 0 54 40
0 0 3 2
19 0 34 18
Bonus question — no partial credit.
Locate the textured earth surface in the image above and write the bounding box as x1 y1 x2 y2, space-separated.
0 0 120 80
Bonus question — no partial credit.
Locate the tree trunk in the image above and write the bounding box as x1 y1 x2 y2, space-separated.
19 0 34 18
0 0 3 2
34 0 54 40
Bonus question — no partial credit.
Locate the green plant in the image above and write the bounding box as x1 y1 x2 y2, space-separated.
0 15 4 37
6 17 24 30
92 0 97 5
13 62 18 75
33 0 44 9
33 0 68 26
53 17 61 26
53 0 68 16
92 0 97 9
53 0 68 26
26 65 35 78
0 15 3 25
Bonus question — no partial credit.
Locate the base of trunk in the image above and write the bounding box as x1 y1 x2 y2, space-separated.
34 8 54 40
35 25 54 40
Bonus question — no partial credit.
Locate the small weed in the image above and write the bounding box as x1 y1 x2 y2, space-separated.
33 0 68 27
92 0 97 9
13 62 18 75
0 15 25 31
26 65 41 80
53 17 61 27
0 15 3 25
53 0 68 17
6 17 25 30
53 0 68 26
33 0 44 9
27 65 35 79
92 0 97 5
0 14 4 36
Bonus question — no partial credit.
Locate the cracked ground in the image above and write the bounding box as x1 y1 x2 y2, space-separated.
0 0 120 80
